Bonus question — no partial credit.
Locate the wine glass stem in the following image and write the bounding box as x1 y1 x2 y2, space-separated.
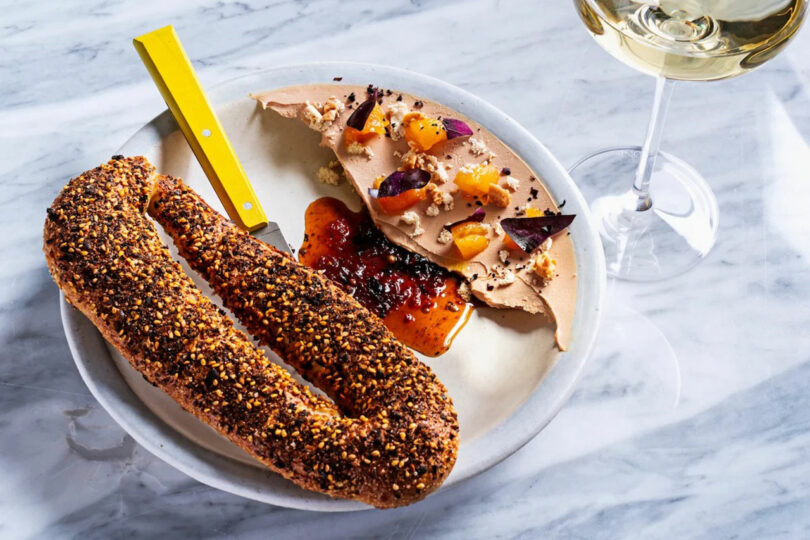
633 77 675 211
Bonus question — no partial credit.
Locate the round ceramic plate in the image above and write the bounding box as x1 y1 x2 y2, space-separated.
60 62 606 511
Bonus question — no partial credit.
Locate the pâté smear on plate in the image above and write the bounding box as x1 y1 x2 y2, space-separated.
252 84 577 350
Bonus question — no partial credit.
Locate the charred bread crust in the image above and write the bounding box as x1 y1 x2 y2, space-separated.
43 157 458 508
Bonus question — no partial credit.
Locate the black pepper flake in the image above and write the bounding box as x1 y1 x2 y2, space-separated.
486 284 494 291
474 200 482 206
333 76 343 81
347 92 356 103
529 176 536 182
396 94 403 101
501 167 511 176
530 188 539 199
559 199 567 208
111 154 124 160
414 100 424 109
471 273 478 280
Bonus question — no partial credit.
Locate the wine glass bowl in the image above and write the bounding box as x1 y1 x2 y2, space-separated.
576 0 807 81
571 0 806 281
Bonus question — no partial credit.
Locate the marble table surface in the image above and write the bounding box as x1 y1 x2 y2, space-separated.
4 0 810 538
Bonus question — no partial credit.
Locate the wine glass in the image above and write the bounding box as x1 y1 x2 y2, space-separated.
571 0 807 280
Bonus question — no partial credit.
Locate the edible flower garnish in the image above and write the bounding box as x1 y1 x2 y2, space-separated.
500 214 575 253
442 118 474 140
444 207 486 230
368 168 431 199
347 90 379 131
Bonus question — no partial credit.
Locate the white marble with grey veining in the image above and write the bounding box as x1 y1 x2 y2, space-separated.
3 0 810 538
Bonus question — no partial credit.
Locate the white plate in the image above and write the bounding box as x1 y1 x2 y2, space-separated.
60 62 606 511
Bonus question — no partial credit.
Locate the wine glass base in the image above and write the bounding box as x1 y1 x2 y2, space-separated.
569 146 719 281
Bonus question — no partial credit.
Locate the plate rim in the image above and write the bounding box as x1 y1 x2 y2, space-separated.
61 61 606 512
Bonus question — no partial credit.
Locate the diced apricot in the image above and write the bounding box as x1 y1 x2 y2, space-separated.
453 164 500 200
503 206 543 250
377 187 427 215
404 113 447 152
451 222 490 259
344 104 388 146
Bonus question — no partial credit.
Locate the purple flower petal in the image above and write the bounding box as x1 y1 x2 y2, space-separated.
445 207 486 230
442 118 474 140
376 169 431 198
500 214 576 253
347 89 378 130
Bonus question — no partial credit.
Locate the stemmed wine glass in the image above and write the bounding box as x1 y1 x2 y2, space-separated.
571 0 806 280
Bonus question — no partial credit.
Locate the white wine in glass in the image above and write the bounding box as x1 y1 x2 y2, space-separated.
571 0 806 280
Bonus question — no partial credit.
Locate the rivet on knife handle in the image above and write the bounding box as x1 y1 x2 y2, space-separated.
133 25 267 231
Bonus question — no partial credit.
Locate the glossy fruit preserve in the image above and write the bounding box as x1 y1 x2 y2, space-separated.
299 198 471 356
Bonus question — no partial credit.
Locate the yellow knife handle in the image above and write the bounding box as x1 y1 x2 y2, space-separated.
133 25 267 231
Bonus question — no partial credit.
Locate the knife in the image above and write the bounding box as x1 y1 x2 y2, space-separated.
133 25 291 254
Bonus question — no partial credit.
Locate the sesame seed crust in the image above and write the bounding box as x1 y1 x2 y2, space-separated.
43 156 458 508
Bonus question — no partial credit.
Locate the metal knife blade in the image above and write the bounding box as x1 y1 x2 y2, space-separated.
252 221 293 255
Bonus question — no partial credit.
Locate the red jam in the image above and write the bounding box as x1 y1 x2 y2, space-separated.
299 197 471 356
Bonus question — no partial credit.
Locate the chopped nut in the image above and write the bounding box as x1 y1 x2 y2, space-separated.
401 148 448 184
505 176 520 191
458 281 472 302
425 183 443 206
488 184 510 208
302 97 345 131
533 252 557 282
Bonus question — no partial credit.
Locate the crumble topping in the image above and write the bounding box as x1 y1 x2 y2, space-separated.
347 141 374 159
491 264 516 287
400 211 424 238
303 97 345 132
505 176 520 191
494 221 505 237
441 191 454 211
458 164 476 175
498 249 509 264
386 102 410 141
437 228 453 244
425 204 440 217
468 137 489 157
316 166 341 186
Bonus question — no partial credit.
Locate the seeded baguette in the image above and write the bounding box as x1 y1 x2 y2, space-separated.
44 156 458 508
